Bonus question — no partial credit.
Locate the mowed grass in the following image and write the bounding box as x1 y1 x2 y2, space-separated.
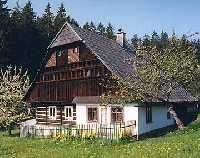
1 116 200 158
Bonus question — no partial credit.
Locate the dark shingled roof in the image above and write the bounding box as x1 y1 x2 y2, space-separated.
24 22 197 103
48 22 133 79
72 96 101 104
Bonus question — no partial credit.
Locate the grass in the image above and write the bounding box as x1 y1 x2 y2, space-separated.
1 117 200 158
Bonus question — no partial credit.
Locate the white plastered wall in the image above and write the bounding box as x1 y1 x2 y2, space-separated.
138 105 175 135
76 103 139 135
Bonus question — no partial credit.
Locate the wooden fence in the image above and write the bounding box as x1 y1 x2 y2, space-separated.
21 121 136 140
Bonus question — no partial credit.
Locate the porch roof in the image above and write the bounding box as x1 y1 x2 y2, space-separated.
72 96 101 104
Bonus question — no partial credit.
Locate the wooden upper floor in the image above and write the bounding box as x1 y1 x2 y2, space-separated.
28 43 111 103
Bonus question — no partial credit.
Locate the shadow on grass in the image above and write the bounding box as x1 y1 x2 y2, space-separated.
1 129 20 137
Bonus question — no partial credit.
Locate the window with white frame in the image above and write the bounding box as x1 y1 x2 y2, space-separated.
65 106 73 120
49 106 57 119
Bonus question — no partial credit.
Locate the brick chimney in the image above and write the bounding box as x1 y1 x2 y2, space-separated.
116 29 126 47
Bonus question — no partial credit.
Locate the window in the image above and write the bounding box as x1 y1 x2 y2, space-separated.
68 47 79 63
49 106 57 119
88 107 98 122
111 107 123 123
86 70 91 77
65 106 73 119
146 106 152 123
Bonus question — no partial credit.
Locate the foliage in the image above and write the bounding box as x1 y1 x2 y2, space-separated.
97 22 106 35
0 1 79 80
1 0 200 81
0 0 11 66
37 2 54 40
1 115 200 157
102 34 200 105
83 21 116 39
55 131 97 142
54 3 68 34
0 66 30 132
106 23 115 39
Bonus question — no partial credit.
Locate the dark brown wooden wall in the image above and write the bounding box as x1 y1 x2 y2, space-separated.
28 44 110 103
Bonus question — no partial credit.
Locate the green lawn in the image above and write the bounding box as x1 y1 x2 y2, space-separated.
1 117 200 158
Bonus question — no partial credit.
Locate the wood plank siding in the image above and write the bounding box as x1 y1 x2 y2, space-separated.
28 45 111 103
28 44 111 125
36 105 76 126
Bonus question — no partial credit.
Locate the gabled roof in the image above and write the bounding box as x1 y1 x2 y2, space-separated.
24 22 197 103
48 22 134 79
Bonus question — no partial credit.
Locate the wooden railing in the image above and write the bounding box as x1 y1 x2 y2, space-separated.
38 60 110 83
45 59 101 72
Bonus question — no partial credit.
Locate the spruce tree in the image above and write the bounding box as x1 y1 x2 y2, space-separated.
0 0 10 66
83 22 90 30
38 2 54 39
143 34 151 46
106 23 115 39
97 22 105 35
131 34 139 49
89 21 96 31
54 3 67 34
160 31 169 48
0 0 9 17
19 1 42 78
9 4 23 65
151 31 160 46
70 18 79 27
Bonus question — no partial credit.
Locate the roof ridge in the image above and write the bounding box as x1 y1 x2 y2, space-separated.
71 23 135 54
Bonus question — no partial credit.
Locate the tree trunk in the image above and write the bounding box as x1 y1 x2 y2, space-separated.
168 105 184 130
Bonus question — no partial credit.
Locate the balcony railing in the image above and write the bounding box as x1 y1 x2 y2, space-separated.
38 60 110 83
45 59 101 72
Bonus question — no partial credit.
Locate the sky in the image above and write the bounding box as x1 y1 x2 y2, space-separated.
7 0 200 39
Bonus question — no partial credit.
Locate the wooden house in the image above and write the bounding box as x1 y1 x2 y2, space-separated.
24 22 198 137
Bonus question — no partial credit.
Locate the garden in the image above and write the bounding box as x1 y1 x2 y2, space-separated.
1 115 200 158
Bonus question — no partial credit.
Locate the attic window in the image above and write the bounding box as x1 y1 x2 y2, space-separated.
86 70 91 77
68 47 79 63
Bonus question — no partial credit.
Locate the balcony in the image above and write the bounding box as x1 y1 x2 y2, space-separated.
45 59 102 72
37 60 110 83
